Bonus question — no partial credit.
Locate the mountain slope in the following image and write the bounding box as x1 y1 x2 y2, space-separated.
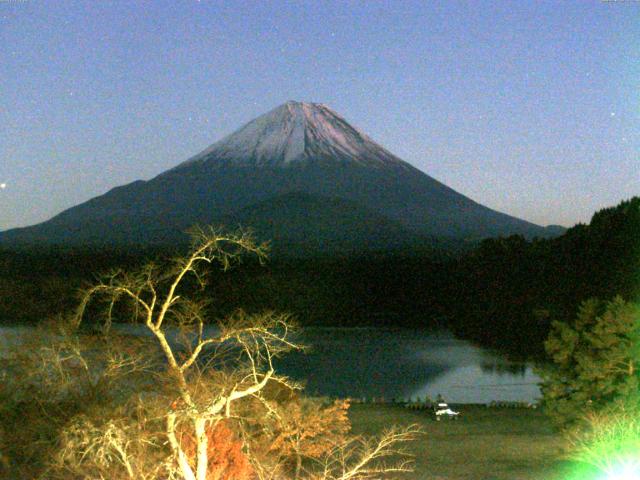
0 101 554 249
222 191 429 255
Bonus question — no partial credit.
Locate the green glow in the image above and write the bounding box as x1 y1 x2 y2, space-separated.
604 460 640 480
564 406 640 480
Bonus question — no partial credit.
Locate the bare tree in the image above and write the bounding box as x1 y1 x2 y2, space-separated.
308 425 421 480
73 227 304 480
1 227 421 480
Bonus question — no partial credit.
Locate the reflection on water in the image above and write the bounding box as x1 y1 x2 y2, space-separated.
480 361 528 377
0 326 541 404
277 328 541 404
411 364 540 404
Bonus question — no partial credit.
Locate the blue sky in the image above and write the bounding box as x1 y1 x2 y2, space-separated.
1 0 638 230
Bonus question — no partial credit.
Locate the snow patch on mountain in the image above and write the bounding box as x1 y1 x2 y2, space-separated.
175 101 409 169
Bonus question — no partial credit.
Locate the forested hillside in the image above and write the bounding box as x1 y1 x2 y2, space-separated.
447 197 640 355
1 197 638 358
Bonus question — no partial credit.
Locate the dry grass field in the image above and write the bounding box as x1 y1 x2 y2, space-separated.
348 403 596 480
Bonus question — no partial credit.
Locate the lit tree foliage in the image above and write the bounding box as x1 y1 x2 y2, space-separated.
0 227 420 480
179 420 254 480
262 397 351 479
539 296 640 429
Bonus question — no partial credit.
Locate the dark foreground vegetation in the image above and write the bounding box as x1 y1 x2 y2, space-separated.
1 197 638 358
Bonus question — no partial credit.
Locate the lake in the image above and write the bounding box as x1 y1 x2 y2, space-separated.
0 326 541 404
277 328 541 404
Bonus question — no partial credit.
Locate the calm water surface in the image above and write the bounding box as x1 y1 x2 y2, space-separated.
278 328 540 404
0 326 540 404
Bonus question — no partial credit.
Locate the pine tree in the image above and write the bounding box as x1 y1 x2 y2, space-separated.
540 296 640 429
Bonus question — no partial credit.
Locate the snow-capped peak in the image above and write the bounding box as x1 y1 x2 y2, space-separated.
176 101 409 169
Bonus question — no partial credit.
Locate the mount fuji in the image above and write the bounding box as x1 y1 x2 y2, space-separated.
0 101 558 251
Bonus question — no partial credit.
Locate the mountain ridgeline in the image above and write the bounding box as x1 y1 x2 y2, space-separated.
0 101 559 251
0 197 637 358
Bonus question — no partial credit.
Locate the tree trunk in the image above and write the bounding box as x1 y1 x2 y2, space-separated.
294 452 302 480
167 413 197 480
195 417 209 480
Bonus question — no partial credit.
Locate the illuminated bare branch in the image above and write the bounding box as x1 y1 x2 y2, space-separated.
310 425 422 480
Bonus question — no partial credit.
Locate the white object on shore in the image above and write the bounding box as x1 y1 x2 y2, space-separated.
435 402 459 420
435 408 459 417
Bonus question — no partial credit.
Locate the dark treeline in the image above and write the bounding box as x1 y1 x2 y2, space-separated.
1 197 638 358
446 197 640 356
0 245 175 324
